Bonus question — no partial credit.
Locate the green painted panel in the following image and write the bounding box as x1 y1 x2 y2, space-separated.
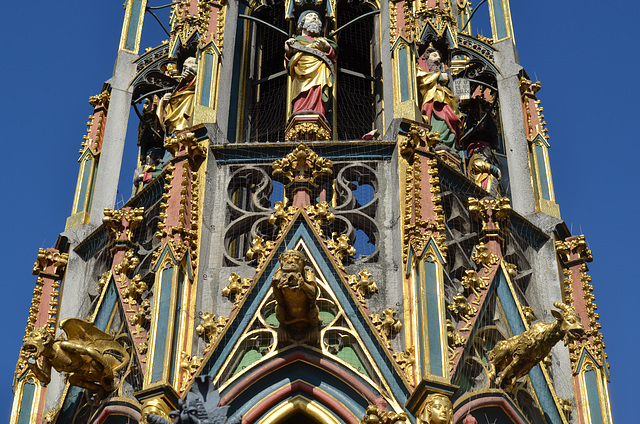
201 53 214 107
491 0 508 39
424 260 444 376
16 382 35 424
125 0 144 51
535 144 551 200
585 367 605 424
152 266 174 382
233 349 262 376
75 156 93 214
398 48 410 102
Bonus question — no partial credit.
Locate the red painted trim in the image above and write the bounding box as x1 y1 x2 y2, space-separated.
92 404 141 424
241 380 360 424
453 396 526 424
220 351 380 407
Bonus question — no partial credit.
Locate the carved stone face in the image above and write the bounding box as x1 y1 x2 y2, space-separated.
422 395 453 424
22 328 53 359
279 250 306 273
302 12 322 36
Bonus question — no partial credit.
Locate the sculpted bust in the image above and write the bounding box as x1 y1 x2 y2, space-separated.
419 394 454 424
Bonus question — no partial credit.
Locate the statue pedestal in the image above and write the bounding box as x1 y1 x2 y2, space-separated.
285 114 331 141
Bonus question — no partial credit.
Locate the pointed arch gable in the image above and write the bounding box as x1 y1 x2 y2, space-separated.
199 213 411 410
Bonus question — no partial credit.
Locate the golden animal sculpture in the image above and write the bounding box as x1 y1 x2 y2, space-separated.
488 302 584 391
271 250 321 346
22 318 130 391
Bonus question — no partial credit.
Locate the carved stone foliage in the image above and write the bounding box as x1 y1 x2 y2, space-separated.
370 307 402 350
196 312 228 353
347 269 378 306
222 273 252 309
361 405 408 424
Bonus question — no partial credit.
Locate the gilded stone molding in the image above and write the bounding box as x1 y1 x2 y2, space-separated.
170 0 212 51
460 269 489 305
103 207 145 242
393 347 415 386
32 248 68 278
196 312 228 353
222 273 252 308
164 131 207 160
246 236 275 268
121 274 147 311
361 404 408 424
326 232 356 271
446 319 465 373
129 298 151 339
179 352 203 392
555 235 593 267
371 307 402 350
347 269 378 306
89 89 111 108
285 121 331 141
272 144 333 196
447 292 477 332
468 196 511 243
471 242 499 272
304 201 335 237
269 201 297 234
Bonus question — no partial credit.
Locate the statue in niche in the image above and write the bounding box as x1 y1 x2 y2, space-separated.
134 147 164 189
271 249 321 346
157 57 198 137
466 141 501 196
419 393 454 424
285 11 337 121
416 47 463 151
21 318 130 392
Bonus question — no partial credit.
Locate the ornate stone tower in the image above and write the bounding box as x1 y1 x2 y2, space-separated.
11 1 614 424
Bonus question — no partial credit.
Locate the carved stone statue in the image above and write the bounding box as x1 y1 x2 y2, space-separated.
419 393 454 424
22 318 130 391
134 147 164 189
271 249 321 346
488 302 585 391
466 141 501 196
157 57 198 137
285 11 337 121
147 375 239 424
416 47 463 151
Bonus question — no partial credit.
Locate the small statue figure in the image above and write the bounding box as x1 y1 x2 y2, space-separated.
466 141 501 196
285 11 337 121
134 147 164 189
416 47 463 151
157 57 198 137
270 249 321 346
419 393 454 424
22 318 130 392
488 302 584 391
147 375 239 424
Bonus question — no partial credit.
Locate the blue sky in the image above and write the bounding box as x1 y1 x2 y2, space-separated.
1 1 637 422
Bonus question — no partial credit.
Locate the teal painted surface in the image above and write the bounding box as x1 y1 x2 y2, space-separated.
496 272 564 424
585 367 605 424
16 382 35 424
413 266 425 377
152 266 174 382
95 280 118 331
204 218 409 405
86 159 98 213
424 260 444 376
169 269 185 383
201 53 214 107
491 0 508 39
75 156 93 213
535 144 551 200
398 48 410 102
125 0 144 51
